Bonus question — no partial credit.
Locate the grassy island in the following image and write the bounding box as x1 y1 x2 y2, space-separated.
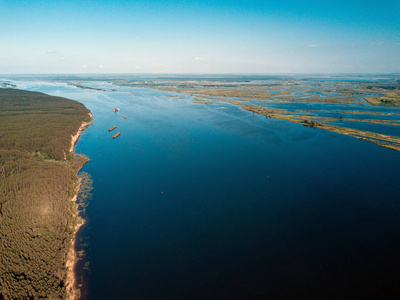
0 88 92 299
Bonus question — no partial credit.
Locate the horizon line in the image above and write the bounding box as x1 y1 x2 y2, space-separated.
1 72 399 76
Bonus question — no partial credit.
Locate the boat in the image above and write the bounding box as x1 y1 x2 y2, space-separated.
112 132 121 139
108 126 117 131
112 108 120 112
123 116 127 119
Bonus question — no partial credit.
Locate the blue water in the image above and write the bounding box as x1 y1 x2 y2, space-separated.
4 80 400 299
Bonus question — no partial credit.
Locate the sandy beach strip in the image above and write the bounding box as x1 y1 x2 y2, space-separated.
65 192 84 300
66 112 93 300
70 112 93 153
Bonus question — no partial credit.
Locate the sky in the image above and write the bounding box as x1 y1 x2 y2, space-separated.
0 0 399 74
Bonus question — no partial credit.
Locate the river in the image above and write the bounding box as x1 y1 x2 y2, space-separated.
4 79 400 299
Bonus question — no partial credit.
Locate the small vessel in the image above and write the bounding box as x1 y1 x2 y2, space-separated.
112 108 120 112
112 132 121 139
108 126 117 131
123 116 127 119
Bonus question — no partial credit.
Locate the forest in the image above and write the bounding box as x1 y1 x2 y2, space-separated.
0 88 91 299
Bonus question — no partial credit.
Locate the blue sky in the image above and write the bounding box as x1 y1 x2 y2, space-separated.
0 0 399 74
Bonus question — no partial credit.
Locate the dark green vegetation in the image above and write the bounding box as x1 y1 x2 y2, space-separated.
0 89 91 299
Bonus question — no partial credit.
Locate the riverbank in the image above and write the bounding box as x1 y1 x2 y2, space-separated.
66 113 93 300
70 112 93 152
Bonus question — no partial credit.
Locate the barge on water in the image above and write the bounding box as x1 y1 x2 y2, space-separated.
108 126 117 131
112 132 121 139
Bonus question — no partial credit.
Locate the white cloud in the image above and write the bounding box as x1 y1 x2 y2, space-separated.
82 64 88 68
99 65 105 68
194 57 206 60
58 57 66 61
47 50 57 54
134 66 143 69
308 45 320 47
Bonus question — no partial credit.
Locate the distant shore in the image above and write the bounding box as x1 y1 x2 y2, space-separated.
66 112 93 300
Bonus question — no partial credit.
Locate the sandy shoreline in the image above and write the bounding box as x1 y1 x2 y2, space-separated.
70 112 93 153
66 112 93 300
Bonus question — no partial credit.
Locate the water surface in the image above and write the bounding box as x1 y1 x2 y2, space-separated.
5 80 400 299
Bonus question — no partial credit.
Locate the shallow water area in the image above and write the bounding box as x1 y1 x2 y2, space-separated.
244 100 400 136
3 79 400 299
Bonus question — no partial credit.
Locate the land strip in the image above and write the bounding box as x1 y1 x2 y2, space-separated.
0 88 92 299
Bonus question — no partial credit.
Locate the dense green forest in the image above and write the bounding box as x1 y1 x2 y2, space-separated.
0 88 91 299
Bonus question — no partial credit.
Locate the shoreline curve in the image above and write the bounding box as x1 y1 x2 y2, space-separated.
66 112 93 300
